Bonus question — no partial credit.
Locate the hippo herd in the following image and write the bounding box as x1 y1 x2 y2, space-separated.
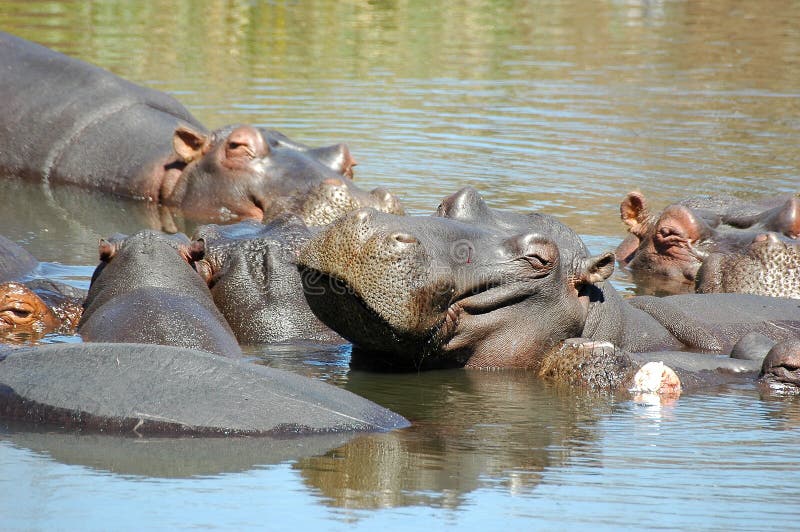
1 32 799 437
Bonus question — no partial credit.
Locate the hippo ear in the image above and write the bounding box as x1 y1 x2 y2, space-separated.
620 192 650 233
576 251 616 285
769 196 800 238
173 126 210 163
98 238 117 262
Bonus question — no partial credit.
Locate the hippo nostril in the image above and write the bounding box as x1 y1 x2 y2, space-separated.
353 209 372 222
392 233 418 245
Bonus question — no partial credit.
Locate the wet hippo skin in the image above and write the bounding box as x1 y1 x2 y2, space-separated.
0 32 403 225
0 343 410 435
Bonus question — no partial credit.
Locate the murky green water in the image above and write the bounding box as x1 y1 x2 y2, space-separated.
1 0 799 529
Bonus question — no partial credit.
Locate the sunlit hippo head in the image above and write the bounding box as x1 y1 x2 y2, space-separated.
298 187 615 370
0 282 61 338
166 124 403 224
616 191 798 286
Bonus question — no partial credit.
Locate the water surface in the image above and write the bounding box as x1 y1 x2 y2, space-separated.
1 0 799 529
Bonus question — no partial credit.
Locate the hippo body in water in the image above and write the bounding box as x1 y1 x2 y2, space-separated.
78 231 241 357
616 191 799 293
298 188 800 381
0 31 402 225
189 217 342 344
0 342 410 435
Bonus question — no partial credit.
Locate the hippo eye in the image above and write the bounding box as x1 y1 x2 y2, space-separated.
523 253 551 270
10 309 31 319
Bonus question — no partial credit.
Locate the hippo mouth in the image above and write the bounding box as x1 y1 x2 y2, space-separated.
299 267 468 370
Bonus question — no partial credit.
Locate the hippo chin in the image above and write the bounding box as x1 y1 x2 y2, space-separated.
299 187 800 373
616 191 799 289
0 32 403 226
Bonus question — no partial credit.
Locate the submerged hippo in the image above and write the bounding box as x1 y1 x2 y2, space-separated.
78 230 241 357
695 235 800 299
0 235 84 342
0 281 83 343
189 217 341 344
0 32 402 225
616 191 799 291
299 187 800 372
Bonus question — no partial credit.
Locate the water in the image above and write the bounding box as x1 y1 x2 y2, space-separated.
1 0 799 528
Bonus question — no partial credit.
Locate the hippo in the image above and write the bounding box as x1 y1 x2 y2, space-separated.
0 235 85 342
189 217 341 344
0 280 84 343
298 187 800 373
695 235 800 299
78 230 242 357
0 342 410 435
616 191 799 291
0 32 402 225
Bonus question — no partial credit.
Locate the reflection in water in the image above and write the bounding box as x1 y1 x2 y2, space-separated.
296 371 608 509
0 0 799 527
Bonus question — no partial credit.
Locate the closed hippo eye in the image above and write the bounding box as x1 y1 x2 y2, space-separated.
226 140 256 159
522 253 551 270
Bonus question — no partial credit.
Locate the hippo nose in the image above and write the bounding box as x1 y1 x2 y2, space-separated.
390 232 419 245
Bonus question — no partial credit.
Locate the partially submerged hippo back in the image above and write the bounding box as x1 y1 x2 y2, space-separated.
0 235 38 283
696 235 800 299
190 217 341 344
299 187 615 370
78 230 242 357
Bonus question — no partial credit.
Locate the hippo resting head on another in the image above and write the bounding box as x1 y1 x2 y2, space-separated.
695 234 800 299
616 191 799 292
299 187 800 378
299 187 615 370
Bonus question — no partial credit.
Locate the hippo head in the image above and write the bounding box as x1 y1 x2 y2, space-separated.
0 282 61 338
759 339 800 396
298 187 615 370
616 191 776 285
166 125 403 224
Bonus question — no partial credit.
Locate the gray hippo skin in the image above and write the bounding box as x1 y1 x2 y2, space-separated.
78 230 242 357
695 235 800 299
0 235 37 283
616 191 799 292
190 217 342 344
0 32 402 224
299 187 800 374
0 342 410 435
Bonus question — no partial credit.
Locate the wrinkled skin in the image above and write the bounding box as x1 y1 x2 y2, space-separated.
617 191 799 289
299 187 800 371
0 32 402 225
0 281 83 343
78 231 241 357
696 234 800 299
190 217 341 344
